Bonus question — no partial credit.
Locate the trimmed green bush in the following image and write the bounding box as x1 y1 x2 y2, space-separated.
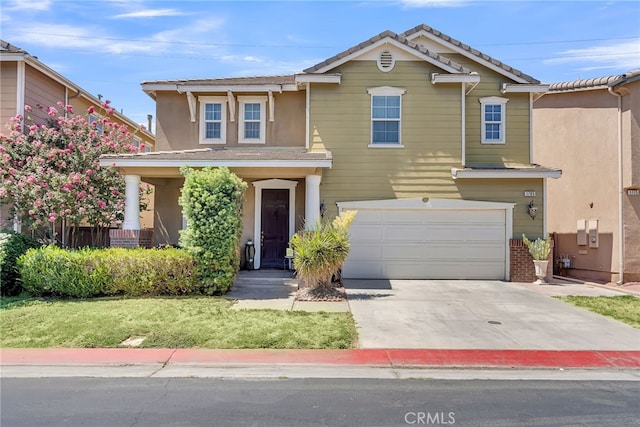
179 166 247 295
18 246 198 298
522 234 552 260
0 230 41 296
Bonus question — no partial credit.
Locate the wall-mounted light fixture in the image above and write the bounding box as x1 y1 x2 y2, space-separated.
320 201 327 218
528 200 538 220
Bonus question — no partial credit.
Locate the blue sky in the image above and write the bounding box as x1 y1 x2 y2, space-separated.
1 0 638 128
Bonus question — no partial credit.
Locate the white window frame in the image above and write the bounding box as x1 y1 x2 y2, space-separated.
479 96 508 144
238 96 267 144
367 86 405 148
199 96 227 145
88 114 103 134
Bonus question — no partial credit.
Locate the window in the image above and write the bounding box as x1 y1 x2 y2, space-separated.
199 96 227 144
88 114 103 134
367 86 406 147
479 97 508 144
239 96 267 144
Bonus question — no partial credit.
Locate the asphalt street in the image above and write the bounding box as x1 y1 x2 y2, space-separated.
2 378 639 427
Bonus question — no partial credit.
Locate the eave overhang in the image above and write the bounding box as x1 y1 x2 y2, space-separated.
451 167 562 179
294 74 342 84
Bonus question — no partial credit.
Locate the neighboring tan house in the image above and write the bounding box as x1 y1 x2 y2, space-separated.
102 24 561 281
534 70 640 283
0 40 156 232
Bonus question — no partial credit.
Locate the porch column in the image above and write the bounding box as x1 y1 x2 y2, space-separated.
305 174 321 230
123 174 141 230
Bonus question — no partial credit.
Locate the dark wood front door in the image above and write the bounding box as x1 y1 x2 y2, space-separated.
261 189 289 269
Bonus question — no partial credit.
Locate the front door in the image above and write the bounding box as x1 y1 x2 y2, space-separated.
260 189 290 269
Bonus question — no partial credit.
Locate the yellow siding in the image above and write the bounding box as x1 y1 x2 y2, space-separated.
311 60 463 217
445 54 532 167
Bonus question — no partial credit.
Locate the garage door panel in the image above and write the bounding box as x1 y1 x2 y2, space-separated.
343 206 507 280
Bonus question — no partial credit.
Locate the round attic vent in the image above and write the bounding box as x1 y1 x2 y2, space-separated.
377 50 395 72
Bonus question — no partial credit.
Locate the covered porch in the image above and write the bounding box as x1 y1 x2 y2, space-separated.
100 148 332 269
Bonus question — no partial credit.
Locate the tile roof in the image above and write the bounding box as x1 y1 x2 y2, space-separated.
101 147 332 161
142 75 296 86
303 29 470 74
401 24 540 84
0 39 27 54
548 69 640 92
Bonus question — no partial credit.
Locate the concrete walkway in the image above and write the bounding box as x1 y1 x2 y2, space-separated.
225 270 349 312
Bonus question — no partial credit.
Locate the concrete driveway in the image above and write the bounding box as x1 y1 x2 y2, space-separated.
344 279 640 350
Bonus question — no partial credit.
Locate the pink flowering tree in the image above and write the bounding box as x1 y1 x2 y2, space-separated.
0 101 151 247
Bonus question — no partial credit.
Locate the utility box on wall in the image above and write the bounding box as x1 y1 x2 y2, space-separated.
577 219 587 246
588 219 599 248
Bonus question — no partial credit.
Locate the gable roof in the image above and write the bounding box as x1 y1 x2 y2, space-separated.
303 29 471 75
401 24 539 84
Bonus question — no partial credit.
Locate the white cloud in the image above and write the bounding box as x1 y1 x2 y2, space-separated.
112 9 188 19
544 39 640 72
8 23 103 49
400 0 467 8
4 0 51 11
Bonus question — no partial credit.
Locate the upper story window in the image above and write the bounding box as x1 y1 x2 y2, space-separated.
479 96 508 144
239 96 267 144
367 86 406 148
199 96 227 144
88 114 103 134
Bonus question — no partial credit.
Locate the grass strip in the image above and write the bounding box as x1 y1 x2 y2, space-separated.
555 295 640 328
0 297 357 349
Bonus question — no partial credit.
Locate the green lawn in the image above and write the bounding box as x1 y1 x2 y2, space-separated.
0 297 357 349
555 295 640 328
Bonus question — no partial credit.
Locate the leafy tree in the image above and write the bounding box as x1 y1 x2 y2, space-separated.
179 166 247 295
0 102 151 246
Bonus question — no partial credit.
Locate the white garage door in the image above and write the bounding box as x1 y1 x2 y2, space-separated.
339 198 513 280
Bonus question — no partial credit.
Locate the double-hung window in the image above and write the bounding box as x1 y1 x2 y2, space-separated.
479 96 508 144
88 113 103 134
239 96 267 144
199 96 227 144
367 86 405 147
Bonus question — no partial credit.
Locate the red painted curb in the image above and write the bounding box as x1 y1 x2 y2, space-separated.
1 348 639 369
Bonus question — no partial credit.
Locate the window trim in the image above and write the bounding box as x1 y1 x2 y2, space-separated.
479 96 508 144
199 96 227 145
238 96 267 144
367 86 405 148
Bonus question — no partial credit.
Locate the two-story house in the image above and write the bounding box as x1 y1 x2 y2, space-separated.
0 40 156 232
102 24 561 281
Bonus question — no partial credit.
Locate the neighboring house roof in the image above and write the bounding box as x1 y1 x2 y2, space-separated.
547 69 640 93
401 24 540 84
100 148 333 169
0 39 154 141
302 29 470 75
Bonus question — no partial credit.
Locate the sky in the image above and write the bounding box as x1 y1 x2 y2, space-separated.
1 0 639 129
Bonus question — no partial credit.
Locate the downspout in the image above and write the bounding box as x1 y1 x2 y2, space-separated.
305 82 310 150
608 86 624 284
461 83 466 167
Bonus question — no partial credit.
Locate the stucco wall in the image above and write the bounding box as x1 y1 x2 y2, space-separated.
533 86 639 282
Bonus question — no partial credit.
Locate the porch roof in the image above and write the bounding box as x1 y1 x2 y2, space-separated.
451 165 562 179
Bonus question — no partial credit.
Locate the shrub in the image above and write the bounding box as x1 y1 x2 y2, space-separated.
179 166 247 295
290 210 357 289
522 234 552 261
0 230 41 296
18 246 198 298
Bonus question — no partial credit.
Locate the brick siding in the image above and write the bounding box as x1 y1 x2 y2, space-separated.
510 239 553 283
109 229 153 249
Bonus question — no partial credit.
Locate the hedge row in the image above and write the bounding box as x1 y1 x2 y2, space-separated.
18 245 199 298
0 230 41 296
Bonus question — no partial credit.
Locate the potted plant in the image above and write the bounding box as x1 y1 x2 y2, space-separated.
522 234 552 284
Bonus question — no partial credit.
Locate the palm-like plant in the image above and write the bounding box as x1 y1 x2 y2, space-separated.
290 210 357 289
